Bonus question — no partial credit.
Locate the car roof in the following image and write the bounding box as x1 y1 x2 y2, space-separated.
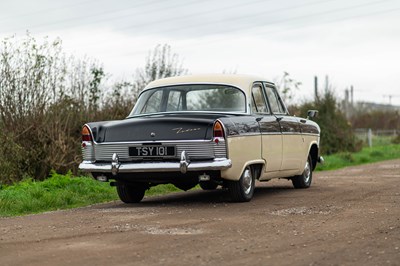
144 74 274 92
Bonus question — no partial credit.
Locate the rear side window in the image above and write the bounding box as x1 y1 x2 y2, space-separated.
251 84 269 114
264 85 286 114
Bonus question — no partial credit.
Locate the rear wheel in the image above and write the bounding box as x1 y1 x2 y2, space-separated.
292 155 313 189
116 183 146 203
228 166 255 202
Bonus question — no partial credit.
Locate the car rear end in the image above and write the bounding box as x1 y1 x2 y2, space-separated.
79 117 231 187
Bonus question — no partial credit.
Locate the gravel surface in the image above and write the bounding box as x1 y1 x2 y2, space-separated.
1 159 399 266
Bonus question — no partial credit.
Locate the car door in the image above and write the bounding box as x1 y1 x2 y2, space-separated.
251 83 282 173
263 83 304 171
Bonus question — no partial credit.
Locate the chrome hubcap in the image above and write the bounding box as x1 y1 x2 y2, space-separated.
304 160 311 184
242 168 253 195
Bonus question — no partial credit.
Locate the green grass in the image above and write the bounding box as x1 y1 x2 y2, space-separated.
146 184 182 196
0 171 187 217
356 135 396 147
0 171 118 217
317 144 400 171
1 144 399 217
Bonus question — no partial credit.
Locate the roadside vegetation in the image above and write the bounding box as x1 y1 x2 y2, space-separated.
0 35 186 184
0 172 117 217
0 172 182 217
316 144 400 171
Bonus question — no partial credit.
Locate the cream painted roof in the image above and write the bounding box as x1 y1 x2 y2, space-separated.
144 74 273 93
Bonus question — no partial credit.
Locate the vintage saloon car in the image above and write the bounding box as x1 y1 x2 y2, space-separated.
79 74 323 203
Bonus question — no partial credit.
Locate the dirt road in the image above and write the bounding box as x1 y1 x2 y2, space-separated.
1 160 399 266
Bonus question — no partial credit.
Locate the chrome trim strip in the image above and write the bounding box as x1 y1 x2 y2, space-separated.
301 133 320 137
128 110 248 118
215 118 229 158
83 124 95 140
95 139 214 145
82 141 95 162
282 132 302 135
228 132 320 137
79 158 232 173
145 81 246 90
227 132 261 138
260 132 280 136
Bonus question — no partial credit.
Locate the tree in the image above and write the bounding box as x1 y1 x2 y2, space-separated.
0 34 104 183
133 44 187 100
88 67 105 114
274 72 302 105
100 81 134 119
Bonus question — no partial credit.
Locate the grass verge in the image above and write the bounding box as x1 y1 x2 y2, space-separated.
0 171 118 217
0 171 185 217
317 144 400 171
1 144 399 217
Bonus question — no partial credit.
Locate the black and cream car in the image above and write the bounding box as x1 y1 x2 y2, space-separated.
79 74 323 203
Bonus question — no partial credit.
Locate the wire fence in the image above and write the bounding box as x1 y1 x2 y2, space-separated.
354 128 399 147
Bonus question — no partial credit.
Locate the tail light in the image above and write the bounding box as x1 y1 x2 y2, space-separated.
213 121 225 143
82 126 93 142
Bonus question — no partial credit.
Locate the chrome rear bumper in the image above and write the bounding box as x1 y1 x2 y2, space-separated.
79 157 231 175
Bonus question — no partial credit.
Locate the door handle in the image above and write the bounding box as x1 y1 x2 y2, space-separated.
276 117 283 122
300 119 307 123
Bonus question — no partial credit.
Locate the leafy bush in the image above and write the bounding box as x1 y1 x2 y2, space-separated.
351 110 400 130
392 135 400 144
294 88 360 155
0 35 103 183
0 36 187 184
338 152 355 162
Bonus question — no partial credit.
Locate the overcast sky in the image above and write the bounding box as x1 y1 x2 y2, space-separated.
1 0 400 105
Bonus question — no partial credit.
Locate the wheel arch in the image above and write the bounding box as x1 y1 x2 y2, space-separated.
250 163 264 180
239 160 265 180
221 159 265 181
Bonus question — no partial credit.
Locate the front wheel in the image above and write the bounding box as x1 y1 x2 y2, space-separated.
228 166 255 202
116 183 146 203
292 156 313 189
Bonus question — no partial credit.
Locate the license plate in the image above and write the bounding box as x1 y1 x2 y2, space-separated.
129 145 176 157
